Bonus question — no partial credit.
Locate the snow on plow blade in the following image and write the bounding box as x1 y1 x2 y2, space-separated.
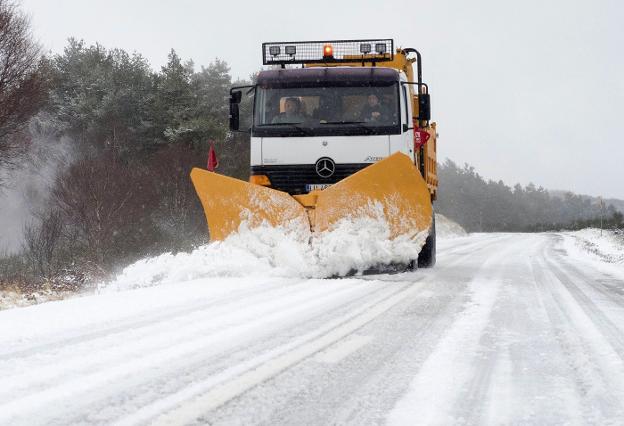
190 169 308 241
191 152 432 241
314 152 432 238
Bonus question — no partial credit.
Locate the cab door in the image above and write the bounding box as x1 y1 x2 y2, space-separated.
389 81 415 160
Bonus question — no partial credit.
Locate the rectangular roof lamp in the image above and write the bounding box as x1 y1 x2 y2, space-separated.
262 39 394 65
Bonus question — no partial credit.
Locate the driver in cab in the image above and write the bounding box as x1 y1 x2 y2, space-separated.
272 97 305 124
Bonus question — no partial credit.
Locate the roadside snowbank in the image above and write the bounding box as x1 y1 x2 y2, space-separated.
435 213 467 239
560 228 624 278
0 288 71 311
109 211 428 290
0 291 36 310
562 229 624 264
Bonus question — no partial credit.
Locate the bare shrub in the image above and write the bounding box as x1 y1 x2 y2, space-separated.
0 248 28 291
52 151 159 275
148 144 208 249
23 209 63 280
13 145 210 285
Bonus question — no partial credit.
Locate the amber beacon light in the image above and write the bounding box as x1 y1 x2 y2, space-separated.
322 44 333 58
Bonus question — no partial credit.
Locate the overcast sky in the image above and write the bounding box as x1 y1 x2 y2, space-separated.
20 0 624 198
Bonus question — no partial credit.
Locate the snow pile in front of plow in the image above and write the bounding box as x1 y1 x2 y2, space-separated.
109 206 428 290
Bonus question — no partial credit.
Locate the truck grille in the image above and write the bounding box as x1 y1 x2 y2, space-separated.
251 163 369 195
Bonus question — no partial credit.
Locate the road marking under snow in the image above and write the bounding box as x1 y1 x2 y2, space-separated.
314 335 373 364
151 282 422 425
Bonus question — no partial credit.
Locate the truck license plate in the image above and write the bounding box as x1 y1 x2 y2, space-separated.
306 183 332 191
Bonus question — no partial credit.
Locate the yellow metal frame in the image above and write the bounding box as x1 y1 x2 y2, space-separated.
191 153 432 241
306 49 437 199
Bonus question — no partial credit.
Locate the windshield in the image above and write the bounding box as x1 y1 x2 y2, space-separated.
253 83 400 137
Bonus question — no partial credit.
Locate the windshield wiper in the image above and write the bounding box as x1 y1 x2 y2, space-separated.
321 121 376 134
261 122 305 125
321 121 366 124
257 123 312 135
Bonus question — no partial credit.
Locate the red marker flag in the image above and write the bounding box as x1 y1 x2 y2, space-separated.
207 142 219 172
413 130 431 150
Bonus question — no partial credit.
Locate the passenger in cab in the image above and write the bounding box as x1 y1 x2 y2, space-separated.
359 94 389 123
272 97 306 124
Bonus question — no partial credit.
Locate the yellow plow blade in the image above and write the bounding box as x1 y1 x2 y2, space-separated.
191 152 432 241
190 169 308 241
314 152 432 239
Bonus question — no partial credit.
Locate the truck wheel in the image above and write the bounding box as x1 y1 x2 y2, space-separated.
417 213 436 268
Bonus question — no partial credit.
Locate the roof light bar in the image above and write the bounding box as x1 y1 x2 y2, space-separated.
262 39 394 65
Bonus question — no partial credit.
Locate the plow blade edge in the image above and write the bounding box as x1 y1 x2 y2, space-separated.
191 152 432 241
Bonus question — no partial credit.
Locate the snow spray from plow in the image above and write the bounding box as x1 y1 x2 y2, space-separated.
109 211 430 289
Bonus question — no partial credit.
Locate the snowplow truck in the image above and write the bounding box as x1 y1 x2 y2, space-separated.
191 39 438 267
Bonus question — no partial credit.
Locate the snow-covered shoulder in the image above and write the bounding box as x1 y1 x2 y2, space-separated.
559 228 624 279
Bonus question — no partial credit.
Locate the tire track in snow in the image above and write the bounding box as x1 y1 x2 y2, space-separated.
1 279 353 398
53 281 409 426
544 254 624 360
531 241 624 422
0 279 301 361
448 235 546 425
437 233 508 258
517 248 589 422
386 235 525 425
144 281 425 426
257 237 508 426
0 281 392 424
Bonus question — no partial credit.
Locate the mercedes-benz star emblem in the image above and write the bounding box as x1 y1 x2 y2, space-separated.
315 157 335 178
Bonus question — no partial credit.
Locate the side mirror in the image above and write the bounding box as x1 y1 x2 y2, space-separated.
419 93 431 121
229 102 240 131
229 90 242 131
401 81 431 123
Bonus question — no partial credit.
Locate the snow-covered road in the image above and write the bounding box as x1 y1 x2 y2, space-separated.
1 233 623 425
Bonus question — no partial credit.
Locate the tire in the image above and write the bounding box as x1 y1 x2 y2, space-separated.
417 213 436 268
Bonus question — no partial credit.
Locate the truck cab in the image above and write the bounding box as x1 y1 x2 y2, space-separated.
229 39 437 201
251 67 414 194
